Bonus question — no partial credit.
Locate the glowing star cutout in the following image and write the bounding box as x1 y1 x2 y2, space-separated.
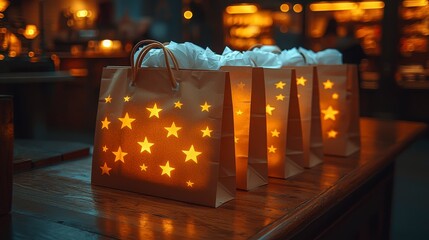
102 145 108 152
266 104 275 116
276 94 285 101
118 112 135 129
275 81 286 89
234 137 239 143
140 164 148 171
160 161 175 177
297 76 307 86
332 93 339 99
105 95 112 103
322 106 339 120
165 122 182 138
112 146 128 163
100 162 112 175
101 117 110 129
237 81 245 89
236 109 243 115
138 137 154 153
147 103 162 118
328 130 338 138
201 101 211 112
186 180 194 187
201 126 213 137
271 129 280 137
268 145 277 153
182 145 202 163
174 100 183 109
124 96 131 102
323 79 334 89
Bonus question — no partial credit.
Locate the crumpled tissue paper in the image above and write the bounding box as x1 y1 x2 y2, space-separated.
315 49 343 65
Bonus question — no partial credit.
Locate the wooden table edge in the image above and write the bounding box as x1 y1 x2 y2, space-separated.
250 119 428 239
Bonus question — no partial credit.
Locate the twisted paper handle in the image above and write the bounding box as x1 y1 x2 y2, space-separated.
131 40 179 89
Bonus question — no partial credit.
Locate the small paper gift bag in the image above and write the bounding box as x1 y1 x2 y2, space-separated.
91 41 236 207
290 66 324 168
264 68 305 178
220 66 268 190
317 64 360 156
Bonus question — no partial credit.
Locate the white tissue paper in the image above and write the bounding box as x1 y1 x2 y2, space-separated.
298 47 318 65
315 49 343 65
135 41 221 70
279 48 306 66
199 47 221 70
243 48 282 69
258 45 282 54
219 47 254 67
134 41 345 70
134 47 165 67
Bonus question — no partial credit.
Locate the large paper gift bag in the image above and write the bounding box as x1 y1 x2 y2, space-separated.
220 66 268 190
291 66 324 168
91 41 236 207
317 64 360 156
264 68 305 178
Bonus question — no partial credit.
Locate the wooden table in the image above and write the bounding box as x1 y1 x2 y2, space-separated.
4 118 427 239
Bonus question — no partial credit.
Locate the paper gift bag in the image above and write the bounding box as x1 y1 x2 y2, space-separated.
220 66 268 190
264 68 305 178
289 66 324 168
317 64 360 156
91 41 236 207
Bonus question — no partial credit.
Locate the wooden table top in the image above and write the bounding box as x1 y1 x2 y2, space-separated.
9 118 427 239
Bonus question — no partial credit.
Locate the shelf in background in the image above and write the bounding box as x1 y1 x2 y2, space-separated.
397 80 429 90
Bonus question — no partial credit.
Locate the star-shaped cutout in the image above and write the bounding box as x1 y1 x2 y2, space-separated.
237 81 245 89
165 122 182 138
186 180 194 187
201 101 211 112
266 104 275 116
124 96 131 102
118 112 135 129
297 76 307 86
112 146 128 163
236 109 243 115
147 103 162 118
276 94 285 101
332 93 339 99
268 145 277 153
323 79 334 89
182 145 202 163
101 117 110 129
160 161 175 177
105 95 112 103
138 137 154 153
271 129 280 137
275 81 286 89
174 100 183 109
100 162 112 175
322 106 339 120
201 126 213 137
328 130 338 138
102 145 108 152
234 137 239 143
140 164 148 171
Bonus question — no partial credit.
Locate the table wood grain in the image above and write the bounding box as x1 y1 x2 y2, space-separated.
8 118 427 239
